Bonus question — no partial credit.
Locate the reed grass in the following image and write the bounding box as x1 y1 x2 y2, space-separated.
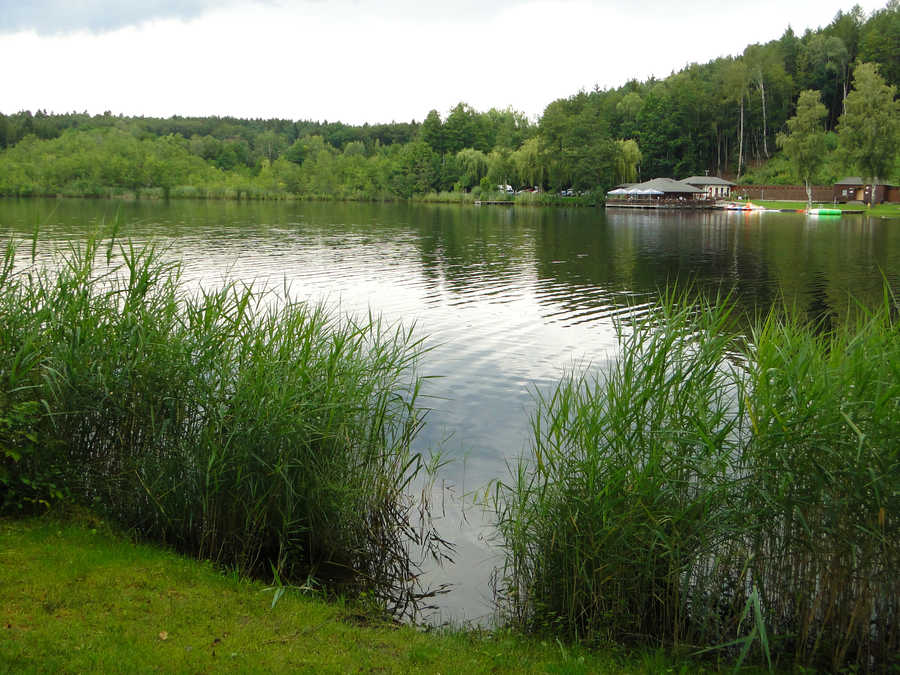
493 288 899 671
0 235 450 619
414 191 479 205
513 191 599 207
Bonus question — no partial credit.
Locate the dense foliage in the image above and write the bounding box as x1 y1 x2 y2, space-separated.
493 289 899 672
0 237 449 619
0 2 897 198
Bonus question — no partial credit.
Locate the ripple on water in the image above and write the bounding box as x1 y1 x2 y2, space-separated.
4 199 899 625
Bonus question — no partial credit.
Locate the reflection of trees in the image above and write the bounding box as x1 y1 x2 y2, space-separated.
413 204 537 293
533 210 900 327
532 211 780 324
763 217 900 321
2 200 898 330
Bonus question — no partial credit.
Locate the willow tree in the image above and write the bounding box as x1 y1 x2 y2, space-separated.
777 90 828 208
615 139 642 184
455 147 489 190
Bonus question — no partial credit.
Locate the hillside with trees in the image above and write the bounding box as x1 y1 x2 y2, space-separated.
0 1 897 201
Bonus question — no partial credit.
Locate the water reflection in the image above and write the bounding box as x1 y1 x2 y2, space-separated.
2 198 899 623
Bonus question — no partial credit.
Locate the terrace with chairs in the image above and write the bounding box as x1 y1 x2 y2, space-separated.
606 177 713 208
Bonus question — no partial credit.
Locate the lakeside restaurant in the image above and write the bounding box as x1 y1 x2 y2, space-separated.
681 175 735 199
607 177 706 207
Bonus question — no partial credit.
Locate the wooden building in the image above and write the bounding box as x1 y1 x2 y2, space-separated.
833 177 899 205
680 175 735 199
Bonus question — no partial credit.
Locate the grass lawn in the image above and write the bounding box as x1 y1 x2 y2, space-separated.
0 515 735 674
748 199 900 217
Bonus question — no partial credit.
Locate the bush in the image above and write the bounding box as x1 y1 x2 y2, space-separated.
493 288 899 671
0 399 66 514
0 236 449 619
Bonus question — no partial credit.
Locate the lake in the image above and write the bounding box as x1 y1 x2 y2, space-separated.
2 198 899 623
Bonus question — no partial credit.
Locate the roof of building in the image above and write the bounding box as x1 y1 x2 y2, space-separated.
835 177 895 186
681 176 735 186
638 177 705 193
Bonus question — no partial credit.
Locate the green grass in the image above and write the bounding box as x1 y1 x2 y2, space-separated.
0 515 718 674
493 288 899 672
0 234 447 619
749 199 900 216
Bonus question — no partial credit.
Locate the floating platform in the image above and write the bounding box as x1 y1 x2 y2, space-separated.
474 200 514 206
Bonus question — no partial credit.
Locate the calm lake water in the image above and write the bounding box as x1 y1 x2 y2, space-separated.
2 198 899 623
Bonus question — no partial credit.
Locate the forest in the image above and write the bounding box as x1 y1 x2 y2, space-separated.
0 1 897 201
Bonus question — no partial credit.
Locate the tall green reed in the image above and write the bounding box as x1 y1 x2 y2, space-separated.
740 292 899 670
0 235 450 619
493 288 898 671
493 291 745 644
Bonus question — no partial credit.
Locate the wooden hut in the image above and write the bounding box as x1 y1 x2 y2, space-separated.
833 177 898 205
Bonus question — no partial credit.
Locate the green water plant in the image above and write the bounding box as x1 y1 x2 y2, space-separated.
0 234 450 619
493 287 899 671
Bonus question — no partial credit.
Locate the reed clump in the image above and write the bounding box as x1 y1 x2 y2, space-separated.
493 289 899 672
0 236 448 619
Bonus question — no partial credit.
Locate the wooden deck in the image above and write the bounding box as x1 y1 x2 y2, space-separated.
605 199 718 210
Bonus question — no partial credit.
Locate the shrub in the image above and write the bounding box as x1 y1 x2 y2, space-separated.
494 288 899 671
0 236 449 619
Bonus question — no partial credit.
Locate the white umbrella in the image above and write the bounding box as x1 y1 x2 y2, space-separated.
608 188 629 195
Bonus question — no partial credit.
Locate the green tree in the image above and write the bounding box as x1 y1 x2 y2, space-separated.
253 130 287 164
510 137 544 189
419 109 446 155
615 139 642 184
615 92 643 138
837 62 900 195
858 1 900 86
455 148 489 190
444 103 493 154
0 114 8 150
396 141 437 197
486 149 514 188
776 90 829 206
723 59 751 178
799 35 850 126
484 107 533 150
635 87 678 178
444 103 478 154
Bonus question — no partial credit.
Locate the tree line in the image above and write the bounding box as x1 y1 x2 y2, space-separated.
0 1 897 200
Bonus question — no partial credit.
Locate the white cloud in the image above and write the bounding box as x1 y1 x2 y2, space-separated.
0 0 888 124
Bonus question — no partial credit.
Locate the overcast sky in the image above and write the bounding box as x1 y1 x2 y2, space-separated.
0 0 888 125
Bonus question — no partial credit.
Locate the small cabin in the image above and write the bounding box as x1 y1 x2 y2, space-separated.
833 177 899 205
